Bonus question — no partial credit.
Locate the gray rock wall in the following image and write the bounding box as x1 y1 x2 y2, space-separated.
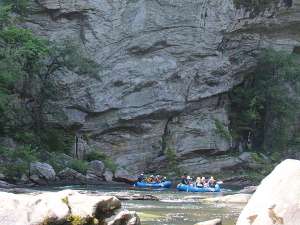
24 0 300 173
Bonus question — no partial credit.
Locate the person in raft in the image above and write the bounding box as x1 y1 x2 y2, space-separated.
180 175 218 187
181 173 189 185
208 176 216 187
138 173 145 182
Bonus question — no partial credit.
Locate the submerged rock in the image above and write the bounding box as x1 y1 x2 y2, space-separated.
0 189 140 225
203 194 251 204
195 218 222 225
29 162 56 184
236 159 300 225
239 186 257 194
114 194 159 201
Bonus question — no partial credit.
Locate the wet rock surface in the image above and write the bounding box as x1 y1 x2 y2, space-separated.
0 189 140 225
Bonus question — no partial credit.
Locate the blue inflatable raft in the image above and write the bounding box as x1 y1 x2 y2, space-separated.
134 181 172 188
176 183 221 192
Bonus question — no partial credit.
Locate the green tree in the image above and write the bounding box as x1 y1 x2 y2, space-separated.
230 49 300 154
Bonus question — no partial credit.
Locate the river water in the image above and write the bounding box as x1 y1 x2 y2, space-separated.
35 184 244 225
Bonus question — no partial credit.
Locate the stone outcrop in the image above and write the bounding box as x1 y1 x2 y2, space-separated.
151 151 262 177
36 0 90 16
0 180 16 189
29 162 56 184
0 189 140 225
86 160 105 181
22 0 300 174
104 170 114 182
57 167 87 183
236 159 300 225
113 168 137 184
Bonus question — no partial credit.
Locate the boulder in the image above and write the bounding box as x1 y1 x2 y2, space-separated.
0 180 15 189
222 175 255 187
29 162 56 184
104 170 114 182
195 218 222 225
86 160 105 181
114 168 137 184
107 210 141 225
239 186 257 194
114 194 159 201
203 194 251 204
236 159 300 225
57 168 87 183
0 189 124 225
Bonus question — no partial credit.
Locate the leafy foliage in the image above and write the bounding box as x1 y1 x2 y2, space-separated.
214 119 231 141
84 150 117 172
0 145 39 178
39 128 74 153
164 147 181 175
229 49 300 154
0 4 12 27
2 0 29 15
56 40 100 79
67 159 88 174
84 150 107 161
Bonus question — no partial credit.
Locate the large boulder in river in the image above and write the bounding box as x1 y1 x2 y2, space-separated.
107 210 141 225
29 162 56 184
0 189 136 225
86 160 105 181
236 159 300 225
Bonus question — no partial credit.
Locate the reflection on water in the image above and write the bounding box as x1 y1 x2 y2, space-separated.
34 184 244 225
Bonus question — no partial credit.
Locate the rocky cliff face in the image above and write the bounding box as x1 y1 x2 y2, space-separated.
23 0 300 174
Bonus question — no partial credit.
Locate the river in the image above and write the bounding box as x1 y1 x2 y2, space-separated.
34 184 244 225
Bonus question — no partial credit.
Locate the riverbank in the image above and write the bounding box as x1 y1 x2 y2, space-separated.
0 183 248 225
